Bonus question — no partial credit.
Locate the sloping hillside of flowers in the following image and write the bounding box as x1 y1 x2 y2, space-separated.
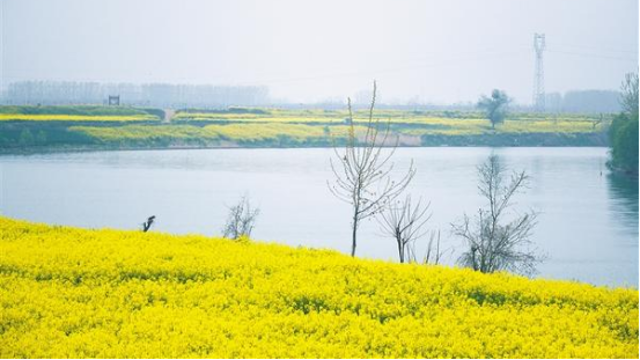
0 217 637 358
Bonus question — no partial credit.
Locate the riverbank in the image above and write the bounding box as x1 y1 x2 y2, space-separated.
0 105 612 154
0 130 610 156
0 216 637 358
0 135 610 156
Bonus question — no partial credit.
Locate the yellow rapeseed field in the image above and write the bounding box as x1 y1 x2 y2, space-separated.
69 125 221 142
0 114 158 122
0 217 637 358
173 109 606 137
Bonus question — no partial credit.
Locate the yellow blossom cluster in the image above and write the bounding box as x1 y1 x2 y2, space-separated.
0 217 637 358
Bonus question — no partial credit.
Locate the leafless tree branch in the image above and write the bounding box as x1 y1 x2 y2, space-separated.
452 154 544 276
328 81 415 256
222 195 260 240
377 195 431 263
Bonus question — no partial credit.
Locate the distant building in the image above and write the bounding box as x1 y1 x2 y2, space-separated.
108 95 120 106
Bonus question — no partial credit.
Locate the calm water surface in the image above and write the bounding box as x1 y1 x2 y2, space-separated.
0 147 637 287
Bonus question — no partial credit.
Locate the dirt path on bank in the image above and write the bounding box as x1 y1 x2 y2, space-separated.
163 109 175 123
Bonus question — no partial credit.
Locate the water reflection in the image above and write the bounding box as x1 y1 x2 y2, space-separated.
606 172 639 238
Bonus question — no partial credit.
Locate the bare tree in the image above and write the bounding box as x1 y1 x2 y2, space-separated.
452 154 542 276
377 195 431 263
620 71 639 116
404 229 448 265
328 82 415 257
222 196 260 240
422 230 443 265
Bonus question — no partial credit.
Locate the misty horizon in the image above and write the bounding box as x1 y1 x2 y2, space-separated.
0 0 638 105
0 80 629 111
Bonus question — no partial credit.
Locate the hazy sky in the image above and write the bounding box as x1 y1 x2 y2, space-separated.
0 0 637 104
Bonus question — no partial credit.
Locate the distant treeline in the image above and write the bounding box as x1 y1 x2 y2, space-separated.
545 90 622 114
0 81 623 114
0 105 149 116
2 81 270 108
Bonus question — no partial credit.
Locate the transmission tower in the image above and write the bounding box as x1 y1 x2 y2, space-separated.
533 33 546 112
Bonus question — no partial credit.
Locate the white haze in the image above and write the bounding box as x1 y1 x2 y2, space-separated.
0 0 637 104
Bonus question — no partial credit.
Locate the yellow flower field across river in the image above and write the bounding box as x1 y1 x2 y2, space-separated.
0 114 158 122
0 217 637 358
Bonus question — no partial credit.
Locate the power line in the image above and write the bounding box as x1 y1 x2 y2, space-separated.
546 49 638 62
0 36 635 90
548 41 637 55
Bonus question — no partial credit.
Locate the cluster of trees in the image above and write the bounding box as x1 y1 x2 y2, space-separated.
545 90 622 114
327 80 637 274
137 82 628 276
608 72 639 176
475 88 624 128
4 81 270 108
327 82 417 258
329 83 543 275
117 80 634 277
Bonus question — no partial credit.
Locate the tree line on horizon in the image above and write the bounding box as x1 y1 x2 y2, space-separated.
0 80 627 114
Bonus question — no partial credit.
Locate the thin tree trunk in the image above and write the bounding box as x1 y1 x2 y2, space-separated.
351 216 358 257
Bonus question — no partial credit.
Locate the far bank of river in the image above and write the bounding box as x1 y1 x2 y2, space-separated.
0 130 610 155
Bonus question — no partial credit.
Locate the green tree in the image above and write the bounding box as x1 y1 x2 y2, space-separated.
478 89 510 130
608 72 639 175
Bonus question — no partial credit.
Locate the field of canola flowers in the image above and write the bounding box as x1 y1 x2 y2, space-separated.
173 109 605 135
0 105 160 123
0 114 158 122
0 216 638 358
66 110 605 146
0 106 610 151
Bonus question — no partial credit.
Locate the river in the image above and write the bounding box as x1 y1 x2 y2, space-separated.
0 147 637 287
